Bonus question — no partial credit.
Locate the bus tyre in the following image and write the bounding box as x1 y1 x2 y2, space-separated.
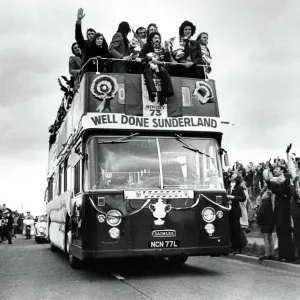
50 241 56 252
69 252 82 269
67 232 82 269
168 255 188 265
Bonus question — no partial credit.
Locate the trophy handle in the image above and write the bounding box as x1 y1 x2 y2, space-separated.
149 204 155 213
165 204 172 213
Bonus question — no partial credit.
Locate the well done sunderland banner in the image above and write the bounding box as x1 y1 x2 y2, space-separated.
82 113 222 133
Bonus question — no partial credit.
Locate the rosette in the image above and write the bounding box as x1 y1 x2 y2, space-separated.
90 75 119 101
193 81 214 104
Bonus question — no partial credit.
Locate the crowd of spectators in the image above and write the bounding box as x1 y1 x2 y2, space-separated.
0 204 37 245
224 143 300 263
48 8 213 144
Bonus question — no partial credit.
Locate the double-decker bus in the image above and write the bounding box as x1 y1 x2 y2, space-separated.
46 59 231 268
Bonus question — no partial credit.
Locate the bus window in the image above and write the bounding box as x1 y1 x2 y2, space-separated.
66 165 72 191
159 137 224 190
58 165 63 196
74 162 80 195
48 177 53 201
85 137 160 190
64 160 68 192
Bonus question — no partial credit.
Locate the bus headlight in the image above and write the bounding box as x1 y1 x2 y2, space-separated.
106 210 122 227
109 227 120 239
202 207 216 223
204 224 215 235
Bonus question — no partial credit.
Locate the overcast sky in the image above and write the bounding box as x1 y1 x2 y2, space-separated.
0 0 299 214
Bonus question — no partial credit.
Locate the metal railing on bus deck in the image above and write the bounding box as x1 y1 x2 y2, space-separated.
75 56 210 83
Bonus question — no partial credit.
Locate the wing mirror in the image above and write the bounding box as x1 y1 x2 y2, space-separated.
224 153 229 167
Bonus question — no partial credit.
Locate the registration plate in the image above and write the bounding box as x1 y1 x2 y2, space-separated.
148 240 180 248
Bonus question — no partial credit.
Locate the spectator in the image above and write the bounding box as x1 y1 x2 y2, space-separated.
75 8 96 64
109 21 132 73
245 164 254 203
84 33 109 73
240 180 252 249
196 32 212 77
286 143 300 262
69 42 82 79
25 211 34 220
256 185 275 260
2 209 13 244
264 165 296 262
253 163 264 199
0 209 3 242
139 31 174 104
227 172 247 254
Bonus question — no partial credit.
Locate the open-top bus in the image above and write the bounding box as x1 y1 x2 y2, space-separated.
46 59 231 268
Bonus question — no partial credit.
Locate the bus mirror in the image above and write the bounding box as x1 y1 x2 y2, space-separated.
224 153 229 167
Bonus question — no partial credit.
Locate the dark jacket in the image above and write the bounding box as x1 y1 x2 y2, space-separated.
253 169 263 188
227 184 246 219
186 40 203 66
109 32 130 73
139 43 171 63
244 170 254 187
75 21 92 65
84 40 109 73
109 32 129 58
290 185 300 219
267 176 292 227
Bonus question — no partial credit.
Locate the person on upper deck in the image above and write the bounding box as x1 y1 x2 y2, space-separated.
196 32 212 78
84 33 110 73
147 23 158 37
139 31 174 104
129 26 147 58
75 8 96 64
69 42 82 79
169 21 204 78
109 21 133 73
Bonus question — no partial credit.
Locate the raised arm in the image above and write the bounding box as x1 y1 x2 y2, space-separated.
75 8 86 50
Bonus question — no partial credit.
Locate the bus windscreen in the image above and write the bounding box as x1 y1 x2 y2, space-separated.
85 136 224 191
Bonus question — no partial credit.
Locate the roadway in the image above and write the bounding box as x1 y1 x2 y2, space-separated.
0 236 299 300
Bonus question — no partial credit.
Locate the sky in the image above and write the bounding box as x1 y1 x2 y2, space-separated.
0 0 299 215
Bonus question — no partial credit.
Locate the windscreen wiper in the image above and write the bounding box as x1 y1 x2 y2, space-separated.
175 134 214 163
97 133 139 144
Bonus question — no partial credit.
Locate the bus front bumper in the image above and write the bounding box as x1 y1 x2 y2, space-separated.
71 245 230 261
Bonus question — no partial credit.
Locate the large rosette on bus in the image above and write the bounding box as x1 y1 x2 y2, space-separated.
90 75 119 112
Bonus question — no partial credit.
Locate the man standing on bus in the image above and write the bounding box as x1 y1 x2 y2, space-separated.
75 8 96 64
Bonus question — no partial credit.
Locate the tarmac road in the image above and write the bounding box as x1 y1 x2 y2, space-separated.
0 236 300 300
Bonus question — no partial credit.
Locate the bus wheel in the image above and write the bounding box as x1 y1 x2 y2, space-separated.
168 255 188 265
69 251 82 269
67 235 82 269
50 241 56 252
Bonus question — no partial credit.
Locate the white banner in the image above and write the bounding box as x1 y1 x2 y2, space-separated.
141 75 167 117
82 113 222 133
